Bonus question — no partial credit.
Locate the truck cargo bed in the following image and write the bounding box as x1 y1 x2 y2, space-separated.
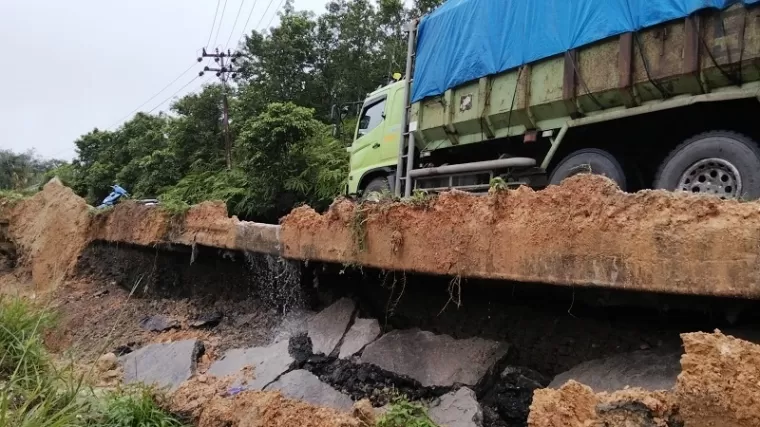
411 5 760 152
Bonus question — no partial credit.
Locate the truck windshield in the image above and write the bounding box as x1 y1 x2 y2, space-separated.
357 99 386 138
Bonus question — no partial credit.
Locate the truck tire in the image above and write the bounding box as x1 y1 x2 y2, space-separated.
549 148 627 190
654 131 760 200
361 176 390 202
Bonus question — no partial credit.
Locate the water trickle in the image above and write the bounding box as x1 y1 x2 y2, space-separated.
244 252 304 314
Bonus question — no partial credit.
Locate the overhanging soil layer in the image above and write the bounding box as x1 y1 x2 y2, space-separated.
281 175 760 299
7 175 760 299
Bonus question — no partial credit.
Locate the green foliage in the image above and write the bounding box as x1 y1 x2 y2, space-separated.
0 190 28 204
87 388 185 427
350 204 370 252
0 297 56 382
376 397 438 427
0 149 66 192
489 177 508 191
46 0 447 221
0 297 184 427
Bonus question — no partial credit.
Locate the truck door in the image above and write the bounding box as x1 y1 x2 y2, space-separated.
351 96 388 171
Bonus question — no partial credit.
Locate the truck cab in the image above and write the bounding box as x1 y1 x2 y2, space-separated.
346 80 405 196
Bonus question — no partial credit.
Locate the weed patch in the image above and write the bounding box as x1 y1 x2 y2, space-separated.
0 297 185 427
377 396 438 427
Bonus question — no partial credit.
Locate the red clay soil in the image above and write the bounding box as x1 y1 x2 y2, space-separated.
676 331 760 427
0 180 241 293
281 174 760 298
528 331 760 427
2 179 92 292
170 376 362 427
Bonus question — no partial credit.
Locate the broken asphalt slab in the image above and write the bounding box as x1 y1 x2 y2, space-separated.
549 350 681 392
360 328 509 388
208 339 294 390
264 369 354 412
120 339 203 391
339 318 381 359
307 298 356 356
429 387 483 427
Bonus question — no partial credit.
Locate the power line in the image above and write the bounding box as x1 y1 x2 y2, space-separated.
146 75 205 115
205 0 223 49
106 62 198 129
225 0 248 49
263 0 287 29
252 0 279 35
235 0 260 47
212 0 230 49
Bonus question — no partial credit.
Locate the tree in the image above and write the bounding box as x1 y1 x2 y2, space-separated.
0 149 64 191
55 0 429 220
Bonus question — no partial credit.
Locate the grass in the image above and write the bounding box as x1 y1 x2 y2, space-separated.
0 296 186 427
0 190 28 205
377 396 438 427
157 197 190 217
350 203 370 252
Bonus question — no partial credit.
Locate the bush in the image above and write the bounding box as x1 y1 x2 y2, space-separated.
376 397 438 427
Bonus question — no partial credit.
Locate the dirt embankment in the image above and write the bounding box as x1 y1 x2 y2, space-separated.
281 175 760 299
528 330 760 427
0 180 247 293
3 180 92 291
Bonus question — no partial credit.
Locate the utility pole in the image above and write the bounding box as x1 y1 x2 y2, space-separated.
198 48 242 169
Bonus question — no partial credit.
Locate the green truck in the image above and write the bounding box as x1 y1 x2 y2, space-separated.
336 2 760 200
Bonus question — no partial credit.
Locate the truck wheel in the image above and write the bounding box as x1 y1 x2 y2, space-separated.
654 131 760 200
361 176 390 202
549 148 627 190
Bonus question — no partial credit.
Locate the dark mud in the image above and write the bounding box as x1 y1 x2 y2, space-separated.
0 220 16 272
288 332 546 427
318 264 760 377
70 242 760 427
289 332 448 405
75 241 308 311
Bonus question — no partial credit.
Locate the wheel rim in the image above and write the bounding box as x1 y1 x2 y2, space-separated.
677 158 742 198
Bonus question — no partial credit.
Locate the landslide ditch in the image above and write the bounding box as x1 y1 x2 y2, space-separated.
57 240 760 426
2 179 760 427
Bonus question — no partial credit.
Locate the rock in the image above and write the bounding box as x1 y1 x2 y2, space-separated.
96 352 118 372
197 374 208 383
208 339 293 390
93 289 109 297
139 315 180 332
360 328 509 388
339 318 381 359
429 387 483 427
120 339 203 391
549 350 681 392
307 298 356 355
264 369 354 411
190 312 222 328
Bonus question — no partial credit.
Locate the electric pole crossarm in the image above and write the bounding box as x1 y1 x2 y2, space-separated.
196 47 243 169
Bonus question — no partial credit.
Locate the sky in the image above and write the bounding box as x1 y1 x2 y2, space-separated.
0 0 326 161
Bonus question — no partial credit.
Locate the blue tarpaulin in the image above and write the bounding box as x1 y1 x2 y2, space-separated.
411 0 759 102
